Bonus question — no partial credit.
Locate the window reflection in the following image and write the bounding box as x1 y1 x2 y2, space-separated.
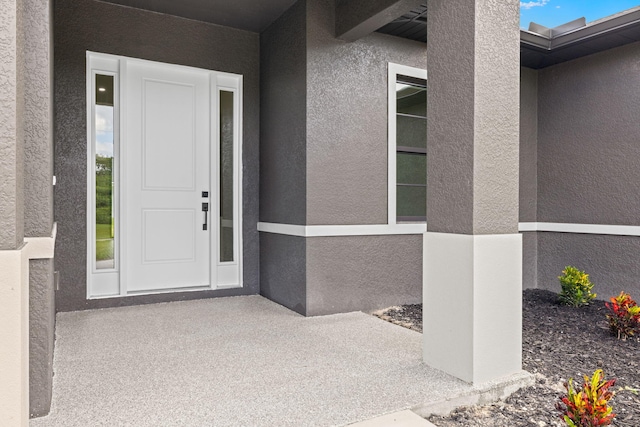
95 74 115 270
220 90 234 262
396 77 427 221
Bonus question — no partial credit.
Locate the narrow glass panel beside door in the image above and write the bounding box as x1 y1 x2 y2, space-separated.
95 74 116 270
220 90 234 262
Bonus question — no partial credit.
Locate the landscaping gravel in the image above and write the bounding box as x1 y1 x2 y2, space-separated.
374 289 640 427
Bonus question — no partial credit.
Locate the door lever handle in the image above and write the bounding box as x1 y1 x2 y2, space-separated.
202 202 209 230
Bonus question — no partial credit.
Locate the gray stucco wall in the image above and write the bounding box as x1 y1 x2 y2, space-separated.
260 0 307 225
306 235 422 316
533 40 640 299
306 0 427 225
54 0 260 311
0 0 25 250
260 233 307 315
259 0 426 315
520 67 538 290
537 232 640 301
259 0 308 314
520 67 537 223
537 41 640 225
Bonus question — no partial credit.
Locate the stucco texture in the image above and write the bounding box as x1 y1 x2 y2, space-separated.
519 67 537 223
54 0 260 311
258 0 427 316
306 0 427 225
529 40 640 299
29 258 55 418
23 0 53 238
0 0 25 250
537 41 640 225
21 0 56 418
537 232 640 302
260 0 307 225
520 67 538 290
259 233 307 315
427 0 520 235
306 235 422 316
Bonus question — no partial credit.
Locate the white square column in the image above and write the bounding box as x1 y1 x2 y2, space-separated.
424 233 522 384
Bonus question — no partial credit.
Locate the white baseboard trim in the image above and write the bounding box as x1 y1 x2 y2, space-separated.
519 222 640 237
257 222 427 237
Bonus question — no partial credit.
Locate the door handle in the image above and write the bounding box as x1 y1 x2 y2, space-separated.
202 202 209 230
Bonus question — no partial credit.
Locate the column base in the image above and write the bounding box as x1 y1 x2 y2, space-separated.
0 246 30 426
423 232 522 384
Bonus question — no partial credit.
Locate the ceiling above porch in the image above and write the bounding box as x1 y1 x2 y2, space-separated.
97 0 298 33
376 3 427 42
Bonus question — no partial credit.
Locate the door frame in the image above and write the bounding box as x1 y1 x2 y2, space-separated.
86 52 243 299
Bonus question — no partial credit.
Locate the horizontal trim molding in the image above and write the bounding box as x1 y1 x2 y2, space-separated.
24 223 57 260
260 221 640 238
257 222 426 237
519 222 640 236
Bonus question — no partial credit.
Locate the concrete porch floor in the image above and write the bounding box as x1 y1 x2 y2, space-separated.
30 295 512 426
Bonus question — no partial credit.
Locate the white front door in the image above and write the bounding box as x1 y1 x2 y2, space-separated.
87 52 243 299
123 61 211 292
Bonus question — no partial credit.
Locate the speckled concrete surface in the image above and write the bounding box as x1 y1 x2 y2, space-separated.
30 296 472 427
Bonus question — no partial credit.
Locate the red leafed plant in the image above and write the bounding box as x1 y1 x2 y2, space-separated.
605 292 640 340
556 369 616 427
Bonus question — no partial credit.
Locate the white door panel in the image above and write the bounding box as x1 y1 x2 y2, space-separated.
143 80 197 191
124 61 210 292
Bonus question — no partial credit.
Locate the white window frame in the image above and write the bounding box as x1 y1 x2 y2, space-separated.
87 53 121 298
212 72 243 289
387 63 428 225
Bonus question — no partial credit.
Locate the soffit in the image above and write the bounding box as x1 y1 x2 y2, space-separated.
96 0 298 33
376 3 427 42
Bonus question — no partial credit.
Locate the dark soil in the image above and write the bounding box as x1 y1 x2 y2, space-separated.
373 289 640 426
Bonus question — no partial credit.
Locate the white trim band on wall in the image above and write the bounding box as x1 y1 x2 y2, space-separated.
519 222 640 237
257 222 427 237
24 223 57 260
259 221 640 238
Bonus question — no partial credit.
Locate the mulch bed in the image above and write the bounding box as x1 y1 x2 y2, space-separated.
373 289 640 426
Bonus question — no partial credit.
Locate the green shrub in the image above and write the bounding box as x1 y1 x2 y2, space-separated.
606 292 640 340
558 266 596 307
556 369 616 427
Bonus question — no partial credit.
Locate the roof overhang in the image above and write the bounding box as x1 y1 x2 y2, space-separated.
520 7 640 69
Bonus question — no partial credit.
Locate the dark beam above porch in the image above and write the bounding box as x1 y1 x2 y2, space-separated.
336 0 424 42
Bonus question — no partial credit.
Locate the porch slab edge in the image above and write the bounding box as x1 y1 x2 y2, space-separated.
411 370 535 417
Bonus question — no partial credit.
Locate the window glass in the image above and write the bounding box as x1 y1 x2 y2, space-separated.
396 77 426 221
220 90 234 262
397 153 426 185
95 74 115 269
397 185 427 219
